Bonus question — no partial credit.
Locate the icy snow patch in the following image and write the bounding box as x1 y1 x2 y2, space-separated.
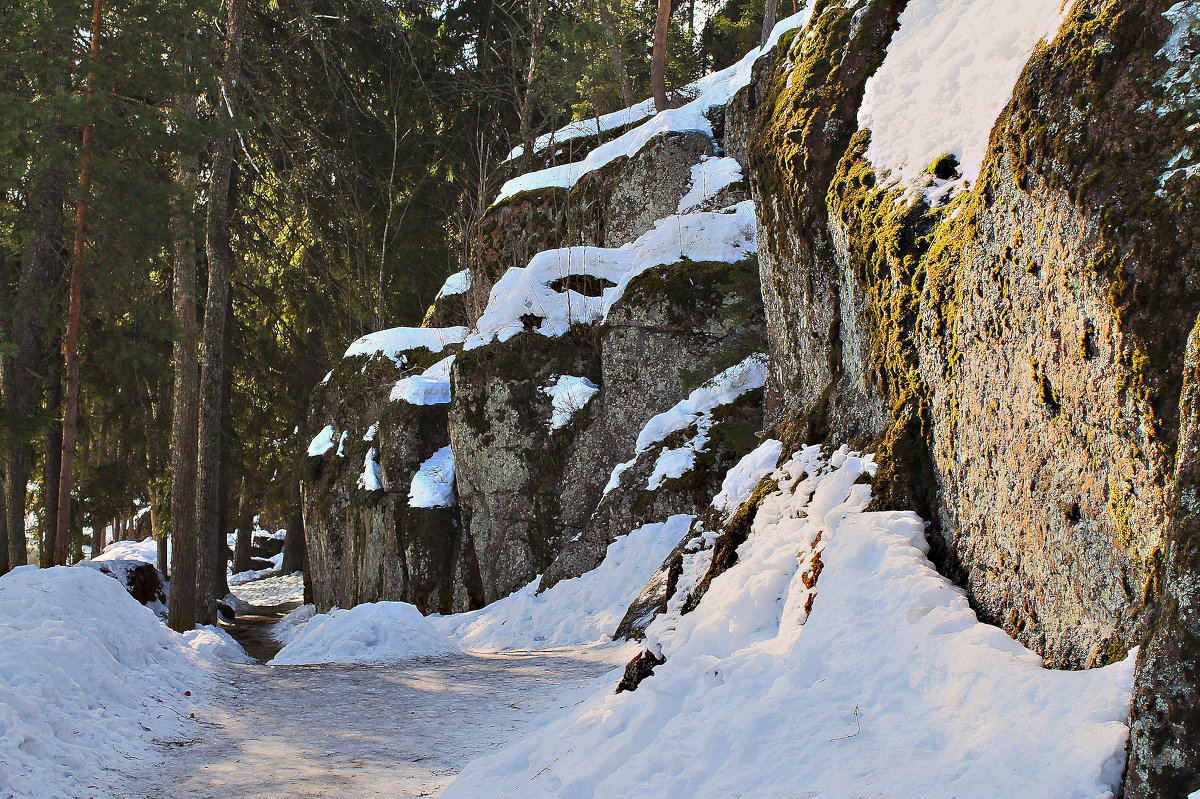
342 326 468 364
604 355 768 495
494 10 814 203
541 375 599 431
409 445 456 508
444 446 1135 799
466 202 756 350
435 269 472 299
858 0 1070 186
230 571 305 606
358 447 383 492
0 567 216 799
270 601 461 665
433 515 693 652
712 438 782 519
390 354 455 405
307 425 337 457
678 156 744 212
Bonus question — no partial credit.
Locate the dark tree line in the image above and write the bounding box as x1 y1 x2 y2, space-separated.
0 0 767 627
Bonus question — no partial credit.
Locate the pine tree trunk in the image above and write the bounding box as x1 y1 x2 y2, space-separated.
760 0 778 46
233 476 252 574
195 0 246 626
281 473 306 575
42 328 63 567
167 56 202 632
651 0 671 112
55 0 105 567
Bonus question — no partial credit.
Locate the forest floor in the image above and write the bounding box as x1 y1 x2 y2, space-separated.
113 597 618 799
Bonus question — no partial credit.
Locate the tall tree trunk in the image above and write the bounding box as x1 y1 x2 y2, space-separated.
280 475 306 575
651 0 671 112
42 326 63 567
167 53 202 632
194 0 246 626
55 0 105 567
597 0 634 108
211 356 233 602
760 0 778 46
232 475 252 574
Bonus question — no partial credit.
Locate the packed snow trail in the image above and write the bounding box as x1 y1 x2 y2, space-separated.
120 638 617 798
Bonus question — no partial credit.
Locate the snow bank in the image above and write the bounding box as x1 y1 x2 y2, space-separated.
409 445 456 508
182 625 255 664
858 0 1070 186
541 375 599 431
444 447 1135 799
604 354 769 494
0 567 221 799
273 603 317 645
494 11 814 204
678 156 743 213
342 326 468 363
390 354 455 405
466 202 756 350
270 601 461 665
434 515 693 652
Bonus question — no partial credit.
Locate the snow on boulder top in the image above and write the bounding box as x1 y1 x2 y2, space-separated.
270 601 460 665
409 445 456 508
341 326 468 363
541 374 599 432
678 156 744 213
358 447 383 492
857 0 1071 188
504 98 657 164
493 10 815 205
390 354 455 405
435 269 472 299
465 202 756 350
92 535 159 564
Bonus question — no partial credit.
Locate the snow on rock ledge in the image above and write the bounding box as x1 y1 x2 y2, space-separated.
342 326 468 363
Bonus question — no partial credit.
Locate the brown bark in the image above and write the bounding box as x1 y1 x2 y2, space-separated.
760 0 778 47
194 0 246 625
280 474 306 575
55 0 105 566
167 51 202 632
42 327 63 566
651 0 671 112
232 476 252 574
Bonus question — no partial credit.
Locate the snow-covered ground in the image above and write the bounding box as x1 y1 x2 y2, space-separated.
0 567 242 799
441 447 1136 799
228 571 305 606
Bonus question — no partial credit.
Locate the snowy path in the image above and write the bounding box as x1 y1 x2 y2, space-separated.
118 649 615 798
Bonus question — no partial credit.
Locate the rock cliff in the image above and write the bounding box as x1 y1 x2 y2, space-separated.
302 2 1200 793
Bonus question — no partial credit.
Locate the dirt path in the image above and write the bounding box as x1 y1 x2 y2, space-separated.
119 602 618 799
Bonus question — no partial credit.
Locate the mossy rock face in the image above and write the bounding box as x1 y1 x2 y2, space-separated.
448 330 605 603
1129 314 1200 799
300 342 476 615
747 0 907 438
